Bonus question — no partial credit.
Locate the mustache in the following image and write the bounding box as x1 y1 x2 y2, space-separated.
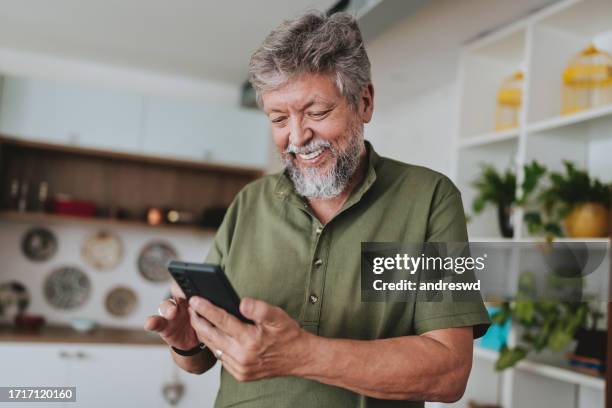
283 139 333 155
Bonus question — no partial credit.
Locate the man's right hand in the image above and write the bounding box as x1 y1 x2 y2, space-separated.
144 281 200 351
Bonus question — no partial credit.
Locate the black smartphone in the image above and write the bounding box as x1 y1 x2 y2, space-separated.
167 260 254 324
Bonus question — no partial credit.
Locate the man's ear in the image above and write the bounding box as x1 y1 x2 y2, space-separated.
360 83 374 123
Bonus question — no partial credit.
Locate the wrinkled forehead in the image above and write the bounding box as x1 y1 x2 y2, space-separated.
261 73 344 113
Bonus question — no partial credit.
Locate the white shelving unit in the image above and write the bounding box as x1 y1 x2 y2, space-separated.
473 347 604 390
452 1 612 407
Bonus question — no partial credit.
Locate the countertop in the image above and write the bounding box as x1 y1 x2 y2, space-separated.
0 324 165 346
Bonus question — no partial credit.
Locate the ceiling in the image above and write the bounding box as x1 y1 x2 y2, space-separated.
0 0 559 97
0 0 337 85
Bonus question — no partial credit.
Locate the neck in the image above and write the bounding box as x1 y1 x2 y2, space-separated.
306 143 368 225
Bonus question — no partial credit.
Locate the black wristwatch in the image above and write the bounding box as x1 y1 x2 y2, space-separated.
171 342 206 356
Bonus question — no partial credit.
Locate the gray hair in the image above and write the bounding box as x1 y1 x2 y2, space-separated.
248 11 371 109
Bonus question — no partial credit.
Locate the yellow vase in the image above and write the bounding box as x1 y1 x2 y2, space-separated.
563 203 610 238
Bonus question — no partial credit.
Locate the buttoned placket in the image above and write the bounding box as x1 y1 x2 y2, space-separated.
295 203 328 332
272 141 379 334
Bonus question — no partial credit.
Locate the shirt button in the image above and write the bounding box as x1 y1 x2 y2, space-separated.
315 227 323 234
309 294 319 304
314 259 323 267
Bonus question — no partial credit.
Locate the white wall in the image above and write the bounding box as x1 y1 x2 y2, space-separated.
367 82 456 176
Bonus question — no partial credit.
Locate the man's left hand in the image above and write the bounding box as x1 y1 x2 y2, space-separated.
187 296 312 382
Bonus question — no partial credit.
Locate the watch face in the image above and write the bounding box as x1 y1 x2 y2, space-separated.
81 230 123 271
44 266 91 310
22 228 57 262
105 286 138 317
138 241 177 282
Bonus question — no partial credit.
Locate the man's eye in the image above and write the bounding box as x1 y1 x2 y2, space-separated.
308 111 329 118
271 117 287 124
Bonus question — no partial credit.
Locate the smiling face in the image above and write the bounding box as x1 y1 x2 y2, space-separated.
262 73 373 198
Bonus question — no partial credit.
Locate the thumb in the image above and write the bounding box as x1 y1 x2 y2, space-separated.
144 315 168 333
240 298 282 325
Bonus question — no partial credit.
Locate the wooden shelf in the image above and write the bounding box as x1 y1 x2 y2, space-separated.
0 135 258 227
0 210 216 235
0 324 165 346
0 134 264 177
474 347 605 390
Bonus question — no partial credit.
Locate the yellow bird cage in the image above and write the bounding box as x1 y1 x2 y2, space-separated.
562 44 612 115
495 71 523 131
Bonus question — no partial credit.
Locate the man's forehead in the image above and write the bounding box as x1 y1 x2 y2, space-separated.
262 74 341 112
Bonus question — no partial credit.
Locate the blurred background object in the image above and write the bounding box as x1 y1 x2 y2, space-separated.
562 44 612 115
495 70 524 131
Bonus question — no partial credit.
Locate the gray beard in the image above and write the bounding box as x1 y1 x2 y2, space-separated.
281 127 364 199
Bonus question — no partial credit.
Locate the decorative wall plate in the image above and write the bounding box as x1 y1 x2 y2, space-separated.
105 286 138 317
0 280 30 318
137 241 177 282
43 266 91 310
81 230 123 271
21 227 57 262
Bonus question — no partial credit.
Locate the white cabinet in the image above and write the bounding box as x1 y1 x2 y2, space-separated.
0 76 271 168
0 77 143 153
142 96 269 168
67 345 168 408
0 343 220 408
0 343 69 386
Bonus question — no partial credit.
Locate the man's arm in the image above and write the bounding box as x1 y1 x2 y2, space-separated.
295 327 473 402
188 296 475 402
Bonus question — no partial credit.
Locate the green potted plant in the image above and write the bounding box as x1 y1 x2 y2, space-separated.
524 161 611 238
491 271 602 371
471 161 546 238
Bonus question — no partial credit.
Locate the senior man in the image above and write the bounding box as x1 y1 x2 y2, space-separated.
145 11 490 408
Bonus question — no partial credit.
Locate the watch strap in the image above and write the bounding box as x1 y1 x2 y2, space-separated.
171 342 206 356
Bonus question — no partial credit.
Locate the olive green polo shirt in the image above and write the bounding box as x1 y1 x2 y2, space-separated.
205 140 490 408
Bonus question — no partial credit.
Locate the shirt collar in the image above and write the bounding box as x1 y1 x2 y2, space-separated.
274 139 379 211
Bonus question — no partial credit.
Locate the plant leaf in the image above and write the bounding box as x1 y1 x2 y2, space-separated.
495 346 528 371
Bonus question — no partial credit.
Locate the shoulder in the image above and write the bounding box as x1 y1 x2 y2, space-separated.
376 155 461 200
228 172 283 208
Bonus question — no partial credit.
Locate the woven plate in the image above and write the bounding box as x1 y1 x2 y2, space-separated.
44 266 91 310
137 241 177 282
105 286 138 317
21 227 57 262
81 230 123 271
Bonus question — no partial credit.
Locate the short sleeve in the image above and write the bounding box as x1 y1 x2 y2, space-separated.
204 192 242 268
414 177 491 339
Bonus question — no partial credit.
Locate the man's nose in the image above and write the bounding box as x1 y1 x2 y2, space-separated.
288 118 312 147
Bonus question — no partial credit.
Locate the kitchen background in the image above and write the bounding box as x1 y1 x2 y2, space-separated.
0 0 611 407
